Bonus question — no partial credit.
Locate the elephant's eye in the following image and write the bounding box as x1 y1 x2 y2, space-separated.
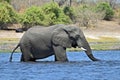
75 35 79 39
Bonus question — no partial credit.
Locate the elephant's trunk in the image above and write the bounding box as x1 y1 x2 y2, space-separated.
84 46 99 61
77 39 99 61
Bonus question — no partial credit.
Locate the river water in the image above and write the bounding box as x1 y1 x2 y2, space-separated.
0 50 120 80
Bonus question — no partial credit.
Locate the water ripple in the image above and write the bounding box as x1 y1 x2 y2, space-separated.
0 51 120 80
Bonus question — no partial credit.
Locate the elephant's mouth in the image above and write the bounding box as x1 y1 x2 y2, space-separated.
71 38 78 48
72 42 78 48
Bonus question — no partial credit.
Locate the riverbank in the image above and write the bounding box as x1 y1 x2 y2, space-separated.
0 20 120 52
0 37 120 52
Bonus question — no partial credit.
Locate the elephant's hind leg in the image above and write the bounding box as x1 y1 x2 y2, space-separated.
21 54 36 62
20 44 35 62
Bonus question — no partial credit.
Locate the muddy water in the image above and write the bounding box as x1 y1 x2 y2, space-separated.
0 50 120 80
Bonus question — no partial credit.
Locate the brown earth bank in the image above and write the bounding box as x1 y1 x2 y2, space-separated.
0 20 120 39
82 20 120 39
0 20 120 52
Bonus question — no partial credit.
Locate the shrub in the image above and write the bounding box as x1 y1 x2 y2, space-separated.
96 2 114 20
63 6 75 22
20 2 72 28
0 0 10 3
19 6 45 28
0 1 18 29
74 5 105 28
41 2 72 25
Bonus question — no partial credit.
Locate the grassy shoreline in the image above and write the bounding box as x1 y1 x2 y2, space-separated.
0 37 120 53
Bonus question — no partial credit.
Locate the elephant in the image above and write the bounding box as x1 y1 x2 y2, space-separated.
9 24 99 62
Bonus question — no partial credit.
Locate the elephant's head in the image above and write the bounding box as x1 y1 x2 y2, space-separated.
52 25 99 61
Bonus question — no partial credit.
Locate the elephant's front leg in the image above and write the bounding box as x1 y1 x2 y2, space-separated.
53 45 68 61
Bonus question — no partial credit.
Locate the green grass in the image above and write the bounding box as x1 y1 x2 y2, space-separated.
0 38 19 44
90 42 120 50
0 38 20 53
87 37 120 50
87 37 119 42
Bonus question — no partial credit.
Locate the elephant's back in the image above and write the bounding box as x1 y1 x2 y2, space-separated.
21 24 64 42
28 24 65 32
27 26 56 34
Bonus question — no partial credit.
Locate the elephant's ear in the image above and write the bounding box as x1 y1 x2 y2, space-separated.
52 29 72 48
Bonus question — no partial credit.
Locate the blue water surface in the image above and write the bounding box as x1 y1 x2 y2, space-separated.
0 50 120 80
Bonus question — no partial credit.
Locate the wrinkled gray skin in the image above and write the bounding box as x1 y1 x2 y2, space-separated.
9 24 99 62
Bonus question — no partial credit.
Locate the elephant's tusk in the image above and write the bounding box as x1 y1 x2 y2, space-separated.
81 47 87 51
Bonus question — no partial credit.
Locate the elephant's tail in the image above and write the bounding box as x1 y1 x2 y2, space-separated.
9 44 20 62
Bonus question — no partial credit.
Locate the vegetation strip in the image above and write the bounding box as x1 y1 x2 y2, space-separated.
0 37 120 53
